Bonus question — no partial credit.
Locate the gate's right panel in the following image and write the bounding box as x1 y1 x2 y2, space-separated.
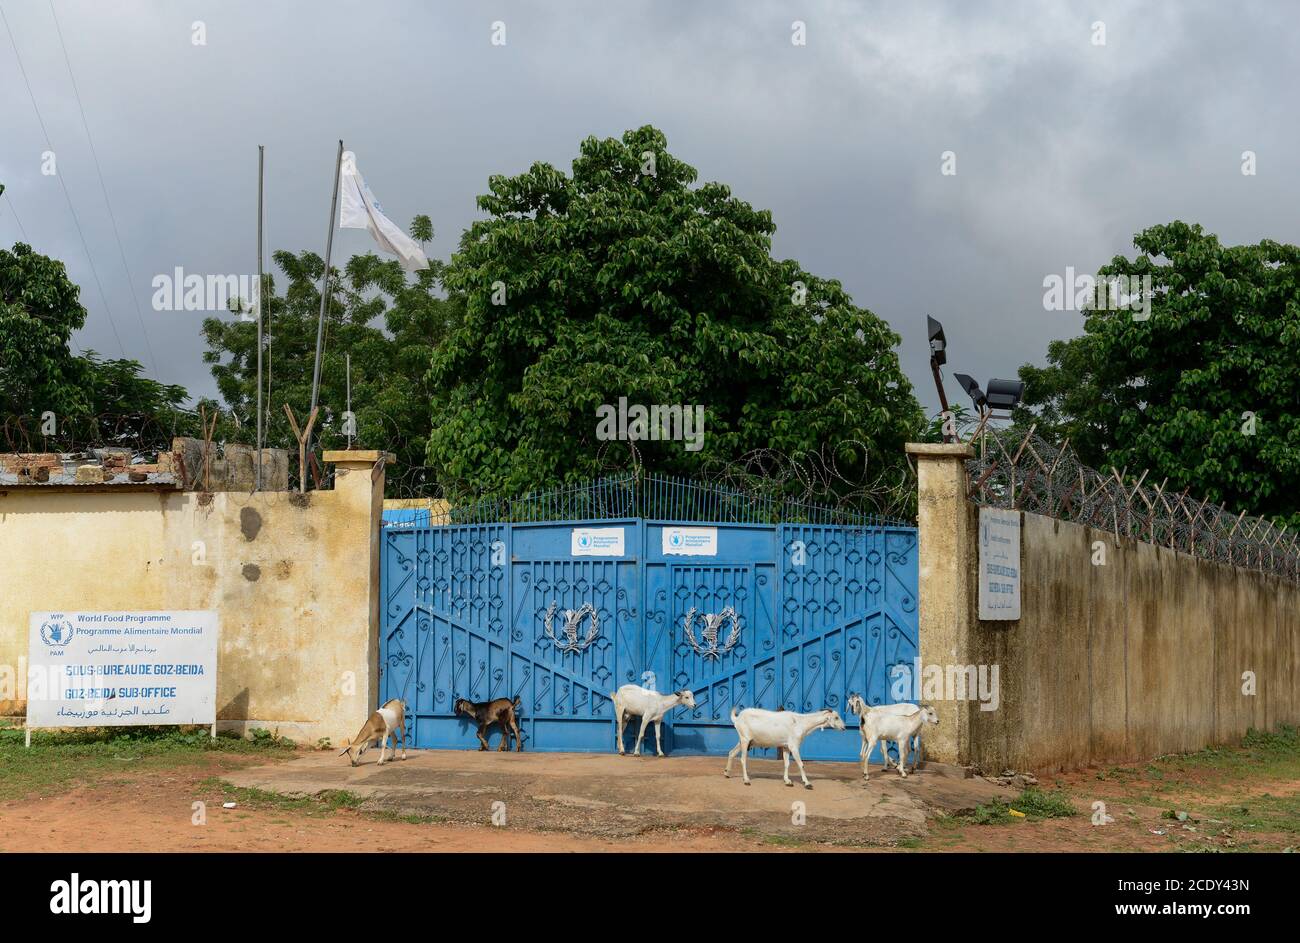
767 523 920 760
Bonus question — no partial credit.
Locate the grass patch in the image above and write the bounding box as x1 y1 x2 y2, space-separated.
1157 725 1300 779
760 832 808 847
964 787 1077 825
0 726 295 802
1201 793 1300 835
370 809 448 826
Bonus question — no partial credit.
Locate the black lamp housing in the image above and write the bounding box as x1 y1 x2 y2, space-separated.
927 315 947 366
985 378 1025 411
953 373 987 410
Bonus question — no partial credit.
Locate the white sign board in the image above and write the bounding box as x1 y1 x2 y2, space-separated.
978 508 1021 620
571 527 625 556
27 611 219 728
662 526 718 556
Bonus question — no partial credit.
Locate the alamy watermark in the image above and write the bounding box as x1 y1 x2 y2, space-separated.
152 267 257 316
890 659 1000 712
1043 268 1152 321
595 396 704 452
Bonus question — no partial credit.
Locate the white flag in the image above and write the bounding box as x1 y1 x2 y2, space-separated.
338 152 429 272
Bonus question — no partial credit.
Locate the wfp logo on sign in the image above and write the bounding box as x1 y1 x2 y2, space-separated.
577 533 592 550
41 620 74 647
668 530 684 549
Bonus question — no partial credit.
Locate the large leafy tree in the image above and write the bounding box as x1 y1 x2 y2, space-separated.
1015 221 1300 524
201 221 460 482
428 126 923 501
0 239 90 421
1 217 189 450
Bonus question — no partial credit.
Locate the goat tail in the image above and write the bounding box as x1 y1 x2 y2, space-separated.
511 695 522 712
730 706 739 724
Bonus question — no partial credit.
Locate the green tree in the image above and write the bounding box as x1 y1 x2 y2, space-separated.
428 126 923 501
201 229 460 484
0 239 90 421
1 227 190 450
1014 221 1300 524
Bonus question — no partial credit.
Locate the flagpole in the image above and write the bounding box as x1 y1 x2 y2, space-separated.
255 144 265 491
310 139 344 424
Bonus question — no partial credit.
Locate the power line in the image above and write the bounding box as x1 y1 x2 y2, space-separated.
0 1 126 359
47 0 159 378
1 189 29 242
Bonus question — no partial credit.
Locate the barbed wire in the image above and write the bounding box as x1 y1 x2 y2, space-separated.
967 426 1300 583
0 410 197 460
2 404 918 519
383 439 918 529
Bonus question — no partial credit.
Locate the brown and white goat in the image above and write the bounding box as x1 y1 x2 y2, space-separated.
339 698 408 766
454 695 524 751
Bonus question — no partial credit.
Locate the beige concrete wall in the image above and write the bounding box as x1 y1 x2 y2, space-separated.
912 447 1300 773
0 454 384 748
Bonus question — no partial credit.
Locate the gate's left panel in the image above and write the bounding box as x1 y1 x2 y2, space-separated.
380 520 511 749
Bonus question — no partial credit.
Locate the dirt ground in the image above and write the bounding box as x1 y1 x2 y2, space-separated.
1 730 1295 852
223 749 1012 845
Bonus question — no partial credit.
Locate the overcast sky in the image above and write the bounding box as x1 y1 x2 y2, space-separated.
2 0 1297 413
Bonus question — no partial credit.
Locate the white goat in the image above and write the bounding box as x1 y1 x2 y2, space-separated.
846 695 925 772
339 698 408 767
610 684 697 756
724 706 845 789
855 702 939 781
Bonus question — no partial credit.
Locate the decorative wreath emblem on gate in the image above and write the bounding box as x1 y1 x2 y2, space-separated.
543 601 600 653
682 606 741 660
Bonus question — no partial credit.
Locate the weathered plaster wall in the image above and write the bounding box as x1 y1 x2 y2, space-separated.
911 446 1300 774
0 453 384 748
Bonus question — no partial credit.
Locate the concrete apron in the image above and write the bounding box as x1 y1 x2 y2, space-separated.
224 750 1014 845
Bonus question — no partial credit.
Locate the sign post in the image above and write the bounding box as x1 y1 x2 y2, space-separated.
977 508 1021 620
25 610 219 744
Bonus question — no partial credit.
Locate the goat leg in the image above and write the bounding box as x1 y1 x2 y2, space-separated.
790 744 812 789
863 736 876 781
633 714 651 756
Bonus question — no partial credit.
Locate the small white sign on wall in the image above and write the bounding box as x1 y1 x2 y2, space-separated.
27 610 219 729
663 526 718 556
978 508 1021 620
571 527 625 556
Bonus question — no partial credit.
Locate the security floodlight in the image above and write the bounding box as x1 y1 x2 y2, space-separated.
985 378 1025 411
954 373 987 411
927 316 947 366
925 316 954 442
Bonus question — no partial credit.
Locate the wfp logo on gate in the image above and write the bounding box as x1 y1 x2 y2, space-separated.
40 619 74 648
668 531 684 550
577 533 592 550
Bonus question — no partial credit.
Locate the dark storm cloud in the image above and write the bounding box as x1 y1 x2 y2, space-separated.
1 0 1296 413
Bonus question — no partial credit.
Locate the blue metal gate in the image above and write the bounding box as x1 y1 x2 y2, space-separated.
379 478 918 761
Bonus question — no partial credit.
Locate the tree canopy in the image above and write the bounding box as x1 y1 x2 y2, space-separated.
1 233 188 450
1015 221 1300 524
201 221 461 483
427 125 923 501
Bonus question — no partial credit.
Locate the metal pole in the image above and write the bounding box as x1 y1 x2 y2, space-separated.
345 352 352 448
256 144 265 491
310 139 344 419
